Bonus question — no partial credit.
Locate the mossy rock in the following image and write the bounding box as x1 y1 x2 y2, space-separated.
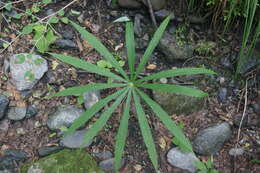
153 90 205 115
20 149 103 173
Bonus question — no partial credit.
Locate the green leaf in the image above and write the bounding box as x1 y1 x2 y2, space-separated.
97 60 109 68
195 160 207 171
136 88 193 153
22 24 34 34
136 83 208 98
57 10 65 16
77 95 84 105
66 88 128 136
206 156 213 169
48 53 126 82
49 16 59 24
33 58 45 65
125 22 136 80
136 68 216 83
51 83 126 97
33 24 46 32
13 13 23 19
81 88 129 147
133 90 158 171
60 17 69 24
115 90 132 170
4 3 12 11
43 0 52 4
14 54 26 64
70 21 129 81
134 15 171 79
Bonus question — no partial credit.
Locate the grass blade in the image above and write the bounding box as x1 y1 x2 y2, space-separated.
136 88 193 153
136 68 216 82
126 22 136 80
134 15 171 79
65 88 128 136
136 83 208 97
51 83 126 97
49 53 126 82
70 21 129 81
133 90 158 171
81 88 129 147
114 89 132 170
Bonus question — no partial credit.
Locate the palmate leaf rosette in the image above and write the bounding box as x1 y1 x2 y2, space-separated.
48 15 216 171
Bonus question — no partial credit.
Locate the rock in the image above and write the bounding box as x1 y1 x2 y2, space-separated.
251 103 260 114
92 150 113 160
20 149 101 173
10 53 48 91
0 119 10 132
83 91 101 109
233 114 248 127
167 148 198 173
25 105 38 118
61 29 74 39
134 14 143 37
118 0 142 9
37 146 63 157
141 0 166 11
60 130 92 148
0 94 9 119
45 9 54 16
54 39 78 50
0 149 27 170
158 31 193 62
153 90 204 115
99 158 124 172
192 122 232 155
7 107 27 121
229 148 244 156
47 105 84 130
4 10 18 18
217 88 228 104
0 170 15 173
154 9 175 21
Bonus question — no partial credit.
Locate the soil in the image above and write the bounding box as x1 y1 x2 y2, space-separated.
0 0 260 173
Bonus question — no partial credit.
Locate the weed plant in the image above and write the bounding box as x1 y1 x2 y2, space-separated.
49 16 215 171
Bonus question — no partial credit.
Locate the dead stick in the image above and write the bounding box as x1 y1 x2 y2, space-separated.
146 0 157 28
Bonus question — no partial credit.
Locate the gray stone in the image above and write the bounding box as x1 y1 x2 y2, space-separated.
192 122 232 155
0 170 14 173
154 9 175 21
167 148 198 173
153 90 204 115
7 107 27 121
0 94 9 119
92 150 113 160
10 53 48 91
60 130 92 148
99 158 124 172
47 105 84 130
158 31 193 61
118 0 142 9
25 105 38 118
218 88 228 104
54 39 78 50
61 29 74 39
141 0 166 11
0 149 27 170
37 146 63 157
83 90 101 109
4 10 18 18
229 148 244 156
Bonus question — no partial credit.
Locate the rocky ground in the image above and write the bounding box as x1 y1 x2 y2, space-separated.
0 0 260 173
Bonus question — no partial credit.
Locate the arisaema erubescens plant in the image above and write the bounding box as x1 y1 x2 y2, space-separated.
48 16 215 171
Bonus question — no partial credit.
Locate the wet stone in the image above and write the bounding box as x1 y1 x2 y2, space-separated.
0 149 27 170
47 105 84 130
37 146 63 157
192 122 232 155
54 39 78 50
154 9 174 21
60 130 92 148
99 158 124 172
25 105 38 119
167 148 198 173
7 107 27 121
83 90 101 109
0 94 9 119
217 88 228 104
61 29 74 39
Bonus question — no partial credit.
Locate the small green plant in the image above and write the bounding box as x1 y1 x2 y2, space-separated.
49 16 215 171
195 156 219 173
195 40 216 56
